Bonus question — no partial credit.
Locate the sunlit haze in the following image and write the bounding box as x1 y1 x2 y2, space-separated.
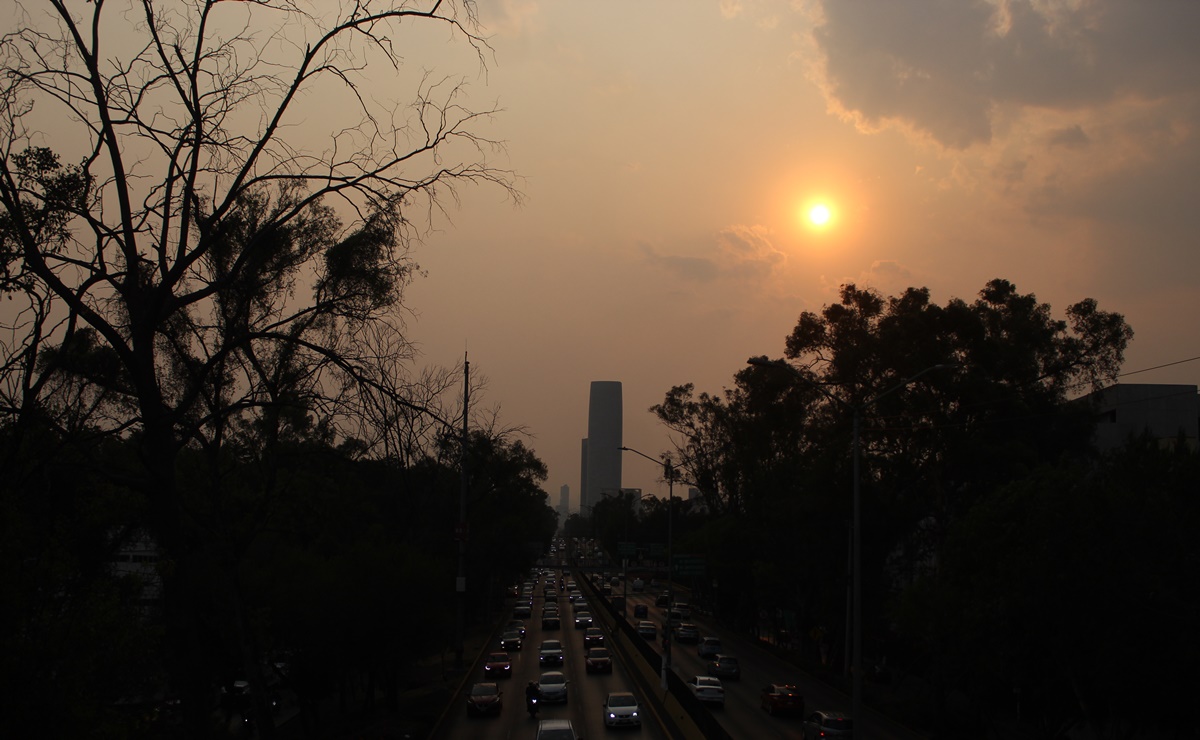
254 2 1200 509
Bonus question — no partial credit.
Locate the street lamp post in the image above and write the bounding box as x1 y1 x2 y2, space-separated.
747 357 951 726
619 445 676 689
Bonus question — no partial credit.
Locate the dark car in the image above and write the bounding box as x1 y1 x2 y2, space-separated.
707 654 741 680
539 639 565 666
584 627 605 648
761 683 805 716
573 611 593 629
465 682 503 717
484 652 512 678
802 709 854 738
505 619 526 638
655 592 671 607
500 631 523 651
585 647 613 673
542 613 561 630
633 603 649 618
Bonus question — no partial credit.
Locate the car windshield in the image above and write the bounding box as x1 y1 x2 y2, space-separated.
696 677 718 687
720 657 738 665
541 674 565 685
538 731 575 740
488 653 507 661
503 631 519 639
541 641 562 650
589 648 609 658
778 687 799 697
608 694 636 707
470 684 497 697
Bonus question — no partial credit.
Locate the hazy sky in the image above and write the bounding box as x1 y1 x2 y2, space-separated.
392 0 1200 508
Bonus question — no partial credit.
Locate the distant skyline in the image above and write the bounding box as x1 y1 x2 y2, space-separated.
391 1 1200 501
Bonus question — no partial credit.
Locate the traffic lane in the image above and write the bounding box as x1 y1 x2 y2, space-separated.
670 634 801 740
664 606 921 740
437 590 664 740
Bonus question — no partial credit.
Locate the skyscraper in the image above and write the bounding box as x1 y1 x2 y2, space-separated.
583 381 622 516
558 484 570 523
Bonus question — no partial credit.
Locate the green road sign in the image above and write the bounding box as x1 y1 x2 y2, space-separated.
672 554 705 576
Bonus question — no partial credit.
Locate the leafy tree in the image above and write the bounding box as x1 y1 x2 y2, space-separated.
653 279 1132 694
1 2 516 734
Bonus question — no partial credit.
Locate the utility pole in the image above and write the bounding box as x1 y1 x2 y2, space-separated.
454 355 469 671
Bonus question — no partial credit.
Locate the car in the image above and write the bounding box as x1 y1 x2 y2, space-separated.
632 578 645 592
802 709 854 738
500 631 523 651
539 639 565 666
505 619 526 638
687 675 725 706
603 691 642 727
697 636 722 658
676 622 700 642
513 604 532 618
574 611 593 629
761 683 806 716
655 592 671 607
483 652 512 678
465 681 503 717
535 718 580 740
538 671 569 703
675 602 692 618
542 613 561 630
707 654 741 680
584 627 605 647
585 647 613 674
636 621 657 639
633 604 648 618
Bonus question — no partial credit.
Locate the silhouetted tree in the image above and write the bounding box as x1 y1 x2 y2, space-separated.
1 2 516 735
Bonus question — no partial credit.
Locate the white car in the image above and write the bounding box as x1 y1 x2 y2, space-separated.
538 671 569 703
603 691 641 727
698 636 722 658
637 621 657 639
687 675 725 706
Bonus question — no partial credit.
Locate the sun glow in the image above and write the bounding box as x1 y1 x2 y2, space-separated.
798 199 837 232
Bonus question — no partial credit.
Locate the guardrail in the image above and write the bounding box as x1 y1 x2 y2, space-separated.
574 569 732 740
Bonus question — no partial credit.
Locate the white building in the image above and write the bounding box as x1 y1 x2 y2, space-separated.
1085 383 1198 451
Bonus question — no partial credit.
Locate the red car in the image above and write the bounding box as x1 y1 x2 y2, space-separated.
761 683 805 716
484 652 512 678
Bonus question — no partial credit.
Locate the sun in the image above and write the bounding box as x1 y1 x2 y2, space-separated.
798 199 836 231
808 203 831 227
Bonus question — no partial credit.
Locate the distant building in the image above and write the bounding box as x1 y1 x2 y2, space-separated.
558 484 570 522
1084 383 1199 451
579 438 588 515
583 381 622 516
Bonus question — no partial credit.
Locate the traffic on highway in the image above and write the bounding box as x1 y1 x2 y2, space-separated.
439 539 923 740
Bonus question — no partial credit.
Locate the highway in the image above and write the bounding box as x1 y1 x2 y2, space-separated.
438 571 666 740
